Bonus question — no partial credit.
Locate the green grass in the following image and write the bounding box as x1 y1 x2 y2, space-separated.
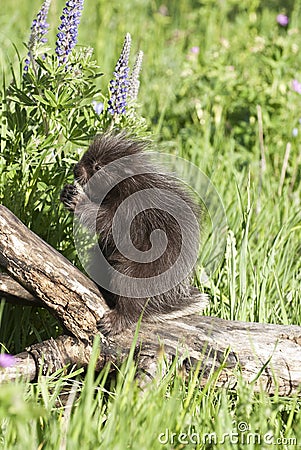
1 0 301 448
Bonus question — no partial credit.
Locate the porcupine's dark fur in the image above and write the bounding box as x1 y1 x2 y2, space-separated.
60 132 206 334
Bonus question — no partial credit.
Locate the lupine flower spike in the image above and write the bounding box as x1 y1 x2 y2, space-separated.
108 33 132 115
24 0 51 73
56 0 84 66
128 50 144 101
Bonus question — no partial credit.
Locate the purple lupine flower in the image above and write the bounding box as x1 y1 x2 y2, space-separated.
128 50 143 101
0 354 15 369
277 14 289 26
55 0 84 66
292 79 301 94
292 128 298 137
92 100 104 114
108 33 132 115
24 0 51 73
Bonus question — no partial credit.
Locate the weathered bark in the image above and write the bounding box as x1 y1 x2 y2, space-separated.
0 351 36 383
0 205 108 342
0 272 42 306
0 205 301 396
1 318 301 395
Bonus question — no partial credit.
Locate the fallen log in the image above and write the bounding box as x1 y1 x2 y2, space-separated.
0 205 108 343
0 205 301 396
0 272 41 306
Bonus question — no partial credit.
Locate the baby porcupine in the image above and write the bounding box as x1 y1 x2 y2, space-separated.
60 133 207 335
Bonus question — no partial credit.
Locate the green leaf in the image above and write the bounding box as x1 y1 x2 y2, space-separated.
43 89 58 107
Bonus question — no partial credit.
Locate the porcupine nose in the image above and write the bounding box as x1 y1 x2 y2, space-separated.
73 163 87 182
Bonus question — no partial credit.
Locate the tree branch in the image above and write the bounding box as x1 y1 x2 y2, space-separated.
0 205 108 342
0 272 42 306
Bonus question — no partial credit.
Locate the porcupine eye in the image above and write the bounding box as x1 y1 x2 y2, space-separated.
93 162 102 173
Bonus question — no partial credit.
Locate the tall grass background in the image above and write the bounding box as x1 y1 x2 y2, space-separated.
0 0 301 448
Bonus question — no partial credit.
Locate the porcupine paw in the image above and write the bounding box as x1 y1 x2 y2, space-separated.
60 183 85 212
97 310 129 336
